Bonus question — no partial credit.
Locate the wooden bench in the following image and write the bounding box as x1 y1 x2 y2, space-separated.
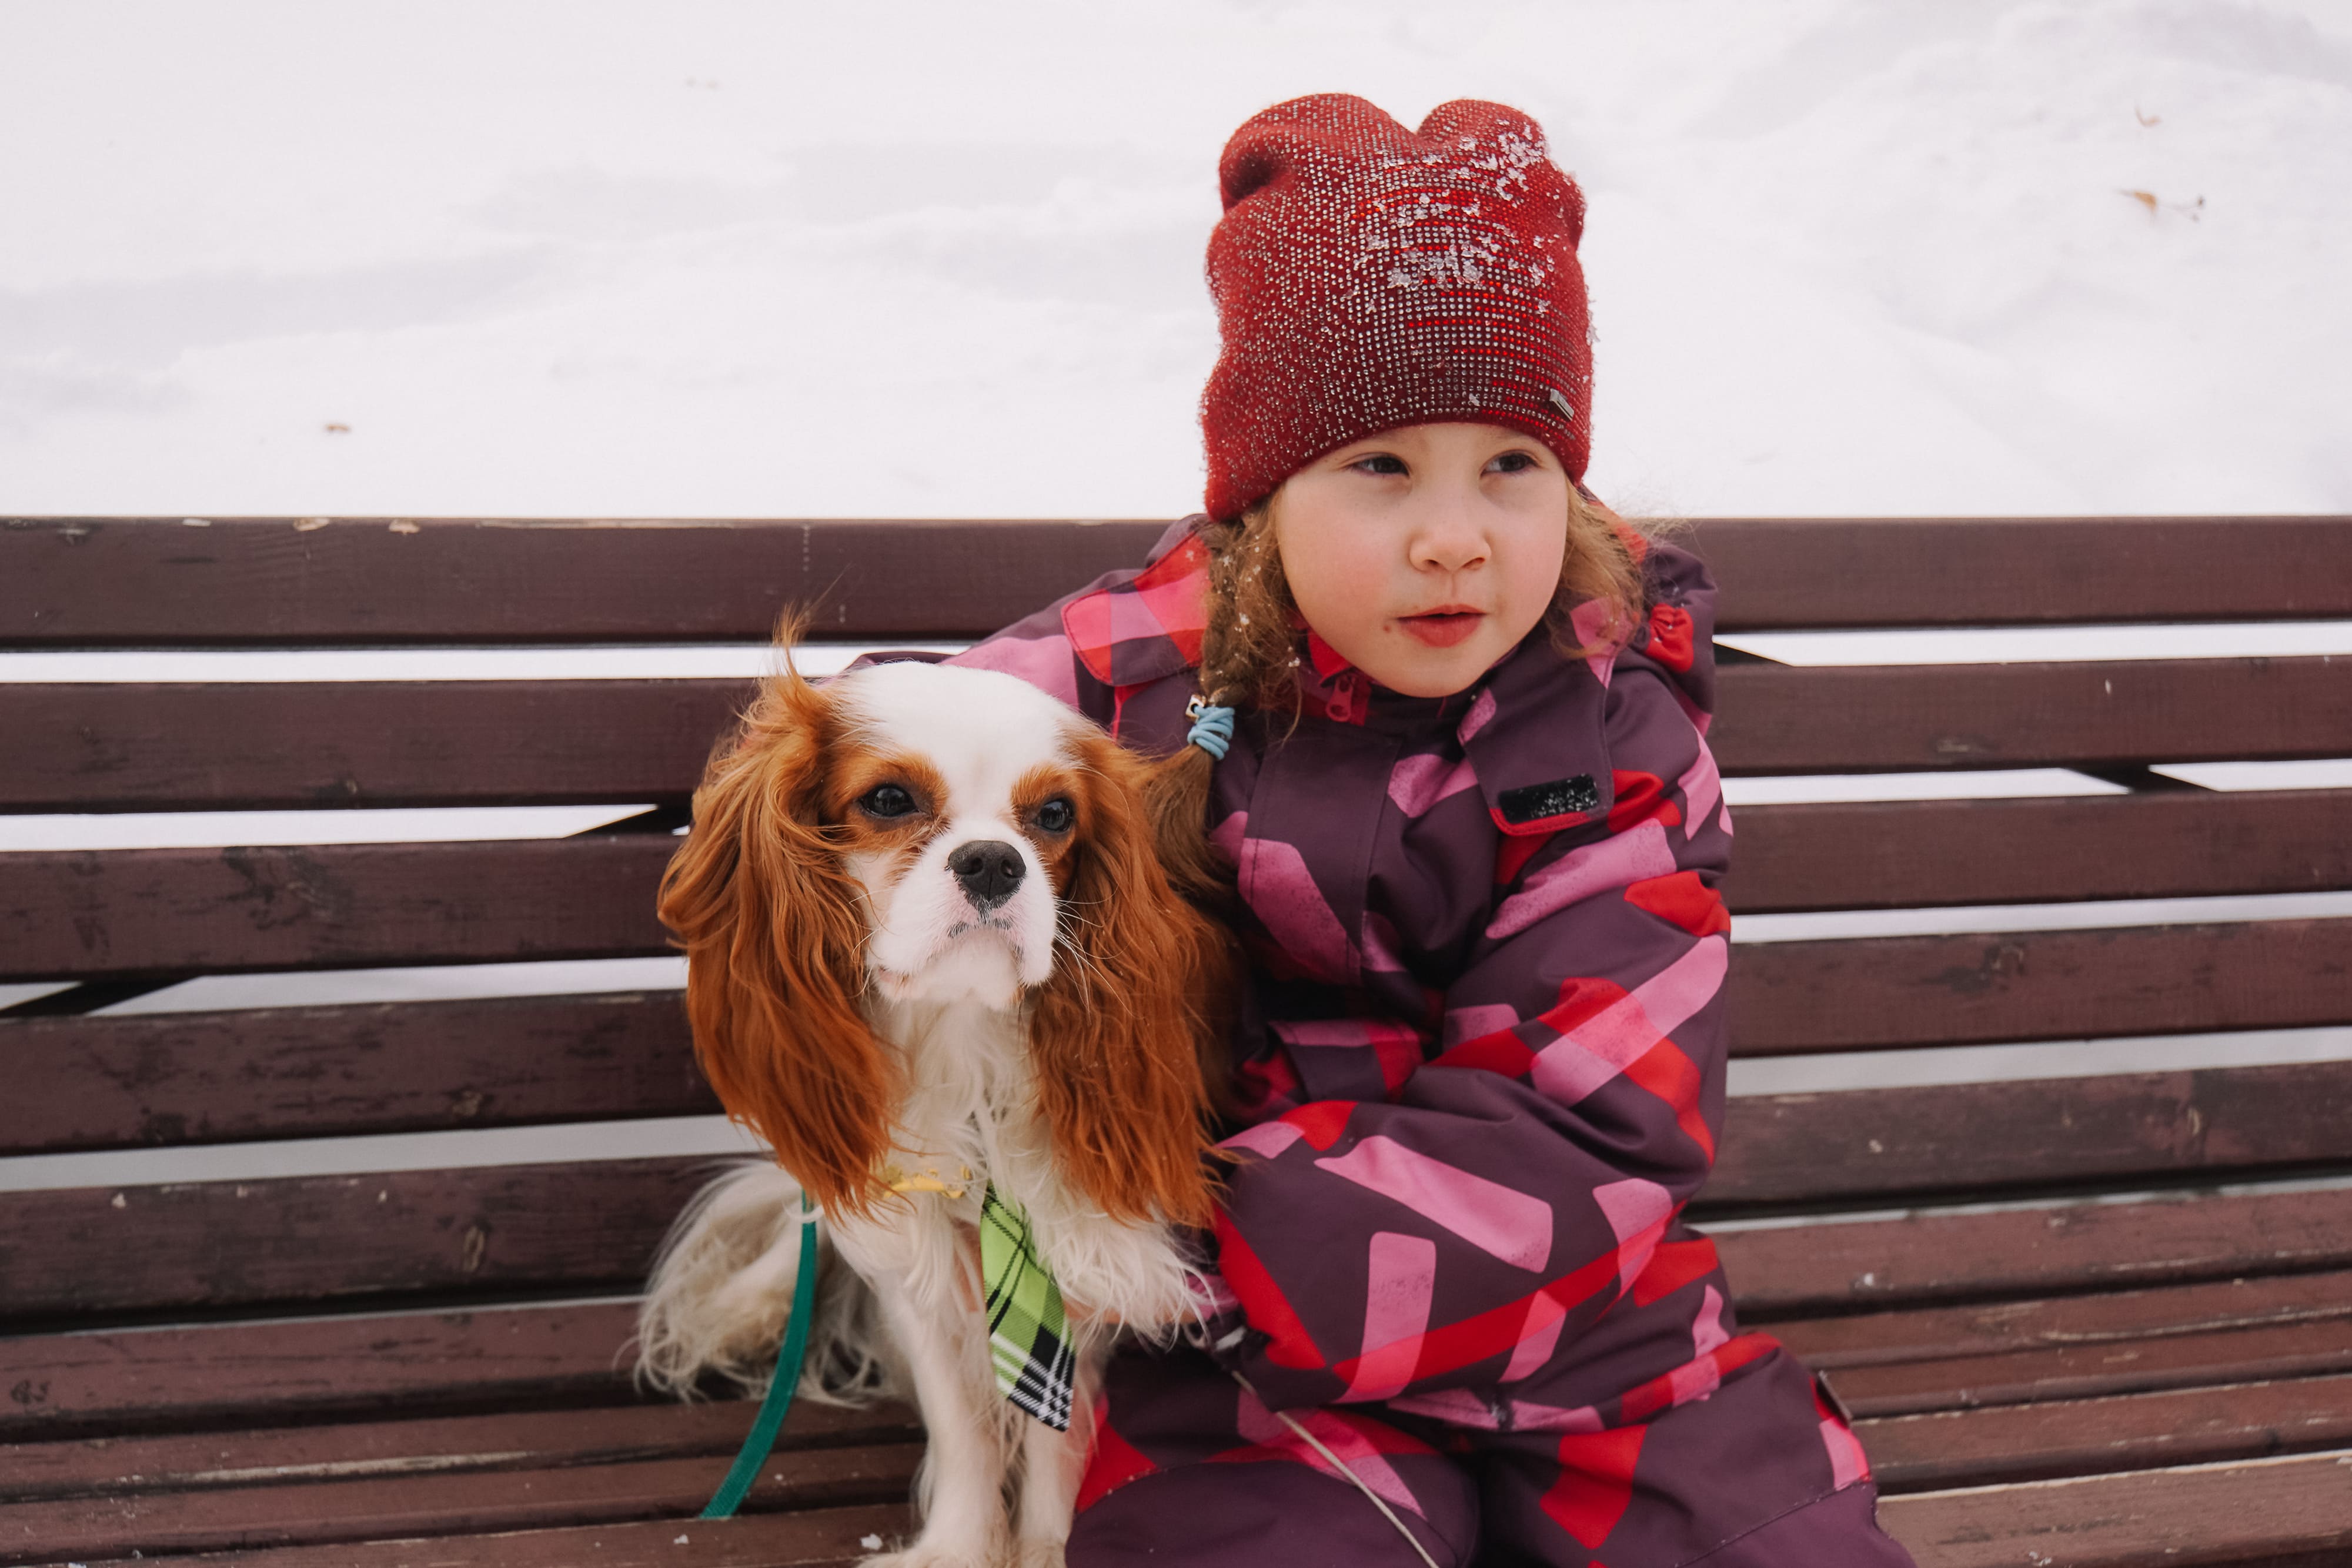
3 514 2349 1567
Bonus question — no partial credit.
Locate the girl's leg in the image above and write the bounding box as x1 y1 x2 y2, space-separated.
1067 1345 1479 1568
1467 1349 1919 1567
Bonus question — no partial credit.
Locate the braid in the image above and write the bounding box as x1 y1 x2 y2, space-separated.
1144 505 1291 909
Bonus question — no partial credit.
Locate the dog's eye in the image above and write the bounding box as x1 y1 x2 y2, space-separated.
858 783 918 820
1032 797 1075 834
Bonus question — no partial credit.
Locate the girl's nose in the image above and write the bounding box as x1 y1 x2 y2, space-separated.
1408 489 1491 573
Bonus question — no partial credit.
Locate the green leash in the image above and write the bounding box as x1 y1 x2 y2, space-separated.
699 1196 818 1520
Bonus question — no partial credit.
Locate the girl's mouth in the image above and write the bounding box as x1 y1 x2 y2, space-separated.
1398 607 1486 648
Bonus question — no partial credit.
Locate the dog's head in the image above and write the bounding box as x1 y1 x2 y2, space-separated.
659 657 1227 1226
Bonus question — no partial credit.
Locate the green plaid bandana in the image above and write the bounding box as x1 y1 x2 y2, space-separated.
980 1184 1075 1430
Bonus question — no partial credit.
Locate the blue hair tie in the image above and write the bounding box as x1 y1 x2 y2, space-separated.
1184 697 1236 760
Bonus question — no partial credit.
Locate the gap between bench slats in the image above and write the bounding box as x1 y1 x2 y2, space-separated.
8 914 2346 1155
5 657 2348 812
7 516 2350 645
2 1156 2347 1330
5 790 2348 980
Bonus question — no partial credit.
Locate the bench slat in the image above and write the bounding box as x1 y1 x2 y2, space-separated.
1720 1184 2352 1319
1731 916 2352 1055
55 1506 913 1568
0 837 677 981
0 517 1162 648
10 916 2346 1155
2 1398 916 1503
0 1300 646 1438
1772 1269 2352 1372
0 994 713 1156
5 1156 2344 1326
1857 1371 2352 1493
1875 1446 2352 1568
1725 787 2352 913
8 516 2350 646
8 658 2348 813
1708 1060 2352 1208
0 1159 710 1324
1 1450 920 1566
1826 1314 2352 1417
7 791 2348 981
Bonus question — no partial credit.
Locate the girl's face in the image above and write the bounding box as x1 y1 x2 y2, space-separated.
1272 421 1570 699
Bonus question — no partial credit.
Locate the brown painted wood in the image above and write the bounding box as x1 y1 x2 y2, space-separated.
1828 1315 2352 1416
0 836 677 981
1707 1061 2352 1208
0 1159 713 1323
2 1398 919 1503
1715 1185 2352 1319
13 914 2344 1157
9 791 2348 982
1860 1373 2352 1493
0 1300 647 1437
1711 655 2352 775
56 1506 914 1568
11 657 2350 813
1723 787 2352 913
1876 1446 2352 1568
1728 917 2352 1055
0 680 747 813
6 1153 2343 1334
0 516 1166 647
0 993 712 1155
1772 1270 2352 1373
8 516 2350 646
1696 514 2352 631
0 1440 922 1566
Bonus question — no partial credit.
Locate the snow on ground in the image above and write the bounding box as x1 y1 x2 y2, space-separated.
4 0 2349 518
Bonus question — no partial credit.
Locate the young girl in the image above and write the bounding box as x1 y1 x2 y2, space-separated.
954 94 1917 1568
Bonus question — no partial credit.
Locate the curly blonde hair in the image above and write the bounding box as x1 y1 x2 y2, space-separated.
1144 487 1655 907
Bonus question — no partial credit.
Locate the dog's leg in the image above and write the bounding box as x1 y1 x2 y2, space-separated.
1010 1413 1088 1567
1008 1343 1104 1568
866 1283 1009 1568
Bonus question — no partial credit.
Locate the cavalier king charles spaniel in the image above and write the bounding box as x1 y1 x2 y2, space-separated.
637 654 1229 1568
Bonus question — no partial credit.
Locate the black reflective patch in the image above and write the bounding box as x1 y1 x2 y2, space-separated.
1497 774 1601 825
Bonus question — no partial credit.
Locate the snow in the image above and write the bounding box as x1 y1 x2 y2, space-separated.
5 0 2348 518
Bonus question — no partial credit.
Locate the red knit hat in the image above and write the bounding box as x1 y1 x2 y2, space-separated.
1200 94 1592 521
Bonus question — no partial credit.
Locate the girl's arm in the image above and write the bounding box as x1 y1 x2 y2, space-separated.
1207 586 1736 1412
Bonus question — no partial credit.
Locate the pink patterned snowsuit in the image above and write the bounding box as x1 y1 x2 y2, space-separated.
953 519 1917 1567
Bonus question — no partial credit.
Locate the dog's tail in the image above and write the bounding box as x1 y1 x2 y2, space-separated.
634 1160 899 1405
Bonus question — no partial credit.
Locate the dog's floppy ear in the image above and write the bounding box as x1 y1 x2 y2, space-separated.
658 665 897 1217
1030 728 1230 1229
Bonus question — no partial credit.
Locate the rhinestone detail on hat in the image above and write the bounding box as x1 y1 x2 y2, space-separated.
1200 95 1595 520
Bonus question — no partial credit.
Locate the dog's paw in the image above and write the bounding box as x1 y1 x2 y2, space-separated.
1006 1542 1066 1568
858 1542 999 1568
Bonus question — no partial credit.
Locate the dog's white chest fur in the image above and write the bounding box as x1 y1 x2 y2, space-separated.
831 994 1198 1336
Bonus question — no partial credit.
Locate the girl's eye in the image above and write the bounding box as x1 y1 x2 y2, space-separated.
1033 797 1075 834
1487 450 1539 474
858 783 918 820
1349 453 1408 477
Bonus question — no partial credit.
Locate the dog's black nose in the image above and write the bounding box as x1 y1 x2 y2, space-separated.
948 840 1025 911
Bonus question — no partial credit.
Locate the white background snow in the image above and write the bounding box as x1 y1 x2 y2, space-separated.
3 0 2348 1191
6 0 2350 516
